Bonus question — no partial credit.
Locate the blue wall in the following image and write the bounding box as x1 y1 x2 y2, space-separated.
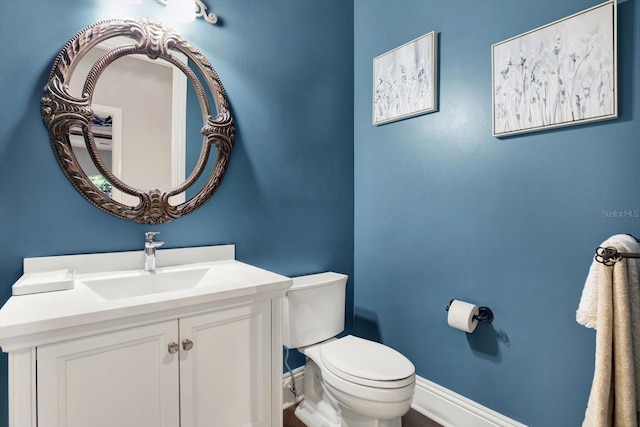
354 0 638 426
3 1 639 426
0 1 354 425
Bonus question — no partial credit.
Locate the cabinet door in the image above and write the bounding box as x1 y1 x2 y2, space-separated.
179 300 272 427
37 321 180 427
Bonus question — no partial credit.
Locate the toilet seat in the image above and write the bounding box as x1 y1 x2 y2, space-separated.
319 335 415 389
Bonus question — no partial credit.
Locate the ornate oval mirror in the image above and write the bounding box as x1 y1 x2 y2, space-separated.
41 18 235 224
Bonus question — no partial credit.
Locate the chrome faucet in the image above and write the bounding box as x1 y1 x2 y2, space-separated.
144 232 164 271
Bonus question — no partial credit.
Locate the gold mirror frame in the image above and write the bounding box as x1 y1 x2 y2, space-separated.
41 18 235 224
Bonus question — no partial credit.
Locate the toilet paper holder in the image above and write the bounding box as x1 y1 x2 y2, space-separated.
445 299 494 325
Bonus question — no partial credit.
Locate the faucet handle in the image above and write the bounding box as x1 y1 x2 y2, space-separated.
145 231 160 242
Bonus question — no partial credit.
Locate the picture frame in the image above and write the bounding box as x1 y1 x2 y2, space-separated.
492 0 617 137
373 31 438 126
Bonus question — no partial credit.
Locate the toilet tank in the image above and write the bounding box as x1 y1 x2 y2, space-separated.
282 272 347 349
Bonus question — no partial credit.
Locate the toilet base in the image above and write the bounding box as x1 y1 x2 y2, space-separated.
295 400 339 427
295 359 341 427
296 359 408 427
342 406 401 427
295 401 402 427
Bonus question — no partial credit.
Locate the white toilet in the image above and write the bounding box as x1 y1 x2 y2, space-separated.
283 272 416 427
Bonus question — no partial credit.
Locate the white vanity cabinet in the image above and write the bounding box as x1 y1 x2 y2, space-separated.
37 320 181 427
179 300 273 427
0 245 291 427
36 300 273 427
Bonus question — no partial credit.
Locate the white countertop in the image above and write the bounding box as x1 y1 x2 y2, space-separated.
0 246 292 352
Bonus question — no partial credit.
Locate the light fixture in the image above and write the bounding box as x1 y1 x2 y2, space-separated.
153 0 218 25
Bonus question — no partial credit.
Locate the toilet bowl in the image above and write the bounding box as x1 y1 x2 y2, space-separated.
283 272 415 427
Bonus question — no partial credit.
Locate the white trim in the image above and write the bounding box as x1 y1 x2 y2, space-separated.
412 376 527 427
8 348 37 427
272 298 284 427
282 370 527 427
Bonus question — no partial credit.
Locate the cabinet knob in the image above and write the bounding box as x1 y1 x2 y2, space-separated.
168 341 179 354
182 339 194 351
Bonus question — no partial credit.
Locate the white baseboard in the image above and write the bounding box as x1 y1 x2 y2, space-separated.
282 370 526 427
411 376 527 427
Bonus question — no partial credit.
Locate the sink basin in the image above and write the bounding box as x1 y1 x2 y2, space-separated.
82 265 212 300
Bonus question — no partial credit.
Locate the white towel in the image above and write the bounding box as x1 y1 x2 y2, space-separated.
577 234 640 427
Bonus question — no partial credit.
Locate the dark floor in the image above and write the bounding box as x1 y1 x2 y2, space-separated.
401 408 443 427
283 405 443 427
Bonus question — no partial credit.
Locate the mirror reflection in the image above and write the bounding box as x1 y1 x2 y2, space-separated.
68 40 190 206
41 18 234 223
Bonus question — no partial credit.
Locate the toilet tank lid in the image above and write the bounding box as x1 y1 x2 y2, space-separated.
320 335 415 382
290 272 347 290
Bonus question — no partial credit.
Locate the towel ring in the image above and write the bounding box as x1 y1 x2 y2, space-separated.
595 246 640 266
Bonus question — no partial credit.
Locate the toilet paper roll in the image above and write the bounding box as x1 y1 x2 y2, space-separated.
447 299 480 333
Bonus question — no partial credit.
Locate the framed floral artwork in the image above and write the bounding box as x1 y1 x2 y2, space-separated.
373 31 438 126
492 1 617 137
